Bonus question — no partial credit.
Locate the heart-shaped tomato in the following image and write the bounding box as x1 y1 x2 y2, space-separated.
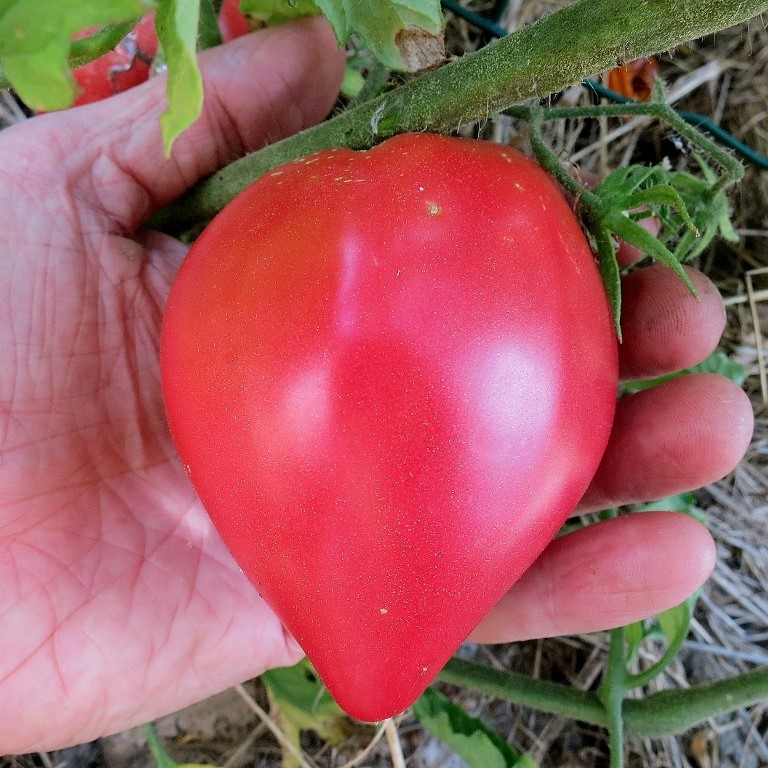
160 133 618 721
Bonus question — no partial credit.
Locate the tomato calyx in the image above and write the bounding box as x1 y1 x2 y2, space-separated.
504 96 742 339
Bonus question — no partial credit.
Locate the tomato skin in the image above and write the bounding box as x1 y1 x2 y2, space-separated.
69 3 246 109
219 0 251 41
161 133 618 721
71 15 158 106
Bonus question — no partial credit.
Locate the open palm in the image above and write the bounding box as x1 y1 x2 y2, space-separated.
0 18 753 755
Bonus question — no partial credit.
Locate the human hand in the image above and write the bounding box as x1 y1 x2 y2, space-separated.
0 18 345 754
0 18 752 753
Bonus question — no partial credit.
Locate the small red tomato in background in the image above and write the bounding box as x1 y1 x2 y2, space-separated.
71 14 158 106
219 0 253 41
606 56 660 101
64 2 249 109
161 133 619 721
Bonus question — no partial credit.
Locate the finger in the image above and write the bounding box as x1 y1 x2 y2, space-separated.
619 264 726 380
579 373 753 512
470 511 715 643
30 17 346 228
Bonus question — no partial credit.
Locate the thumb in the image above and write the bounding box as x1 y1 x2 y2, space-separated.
39 16 346 230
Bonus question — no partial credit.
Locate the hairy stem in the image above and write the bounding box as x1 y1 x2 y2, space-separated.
438 657 768 738
149 0 768 232
599 628 627 768
438 658 610 726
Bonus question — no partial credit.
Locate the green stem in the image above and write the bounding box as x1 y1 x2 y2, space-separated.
438 658 610 726
148 0 768 232
624 666 768 738
438 657 768 738
599 628 627 768
625 628 688 691
509 101 743 186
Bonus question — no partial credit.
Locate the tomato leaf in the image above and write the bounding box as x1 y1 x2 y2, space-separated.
261 659 352 767
622 349 747 394
606 211 696 294
413 688 537 768
624 619 647 665
156 0 204 157
593 223 623 338
0 0 150 110
312 0 444 71
197 0 223 49
624 592 698 689
239 0 320 25
657 596 696 646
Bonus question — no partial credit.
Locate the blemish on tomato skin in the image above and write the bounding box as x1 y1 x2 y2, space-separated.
425 201 442 216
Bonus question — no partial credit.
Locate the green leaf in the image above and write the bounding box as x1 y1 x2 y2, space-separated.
634 491 700 514
197 0 223 49
606 211 696 295
239 0 321 25
261 659 352 768
341 63 365 98
624 619 646 664
593 158 740 288
657 596 695 647
0 0 150 110
623 349 746 394
626 590 699 687
594 223 622 338
156 0 204 157
692 349 746 384
626 184 698 237
311 0 444 71
413 688 537 768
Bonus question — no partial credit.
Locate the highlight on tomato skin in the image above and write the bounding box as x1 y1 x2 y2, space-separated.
159 132 619 722
605 56 660 101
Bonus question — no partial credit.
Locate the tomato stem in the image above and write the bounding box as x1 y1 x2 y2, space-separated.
438 657 768 738
599 628 627 768
438 658 610 726
198 0 224 50
148 0 767 233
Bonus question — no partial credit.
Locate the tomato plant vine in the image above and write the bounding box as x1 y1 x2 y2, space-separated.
2 1 766 766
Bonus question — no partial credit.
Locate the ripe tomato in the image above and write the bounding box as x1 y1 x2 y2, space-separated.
219 0 252 41
71 15 158 106
68 4 247 109
161 133 618 721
